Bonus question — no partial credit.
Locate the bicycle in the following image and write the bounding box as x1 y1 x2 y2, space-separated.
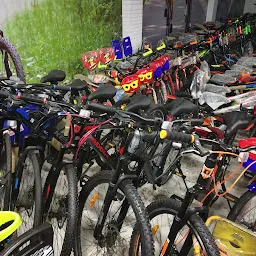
75 102 167 255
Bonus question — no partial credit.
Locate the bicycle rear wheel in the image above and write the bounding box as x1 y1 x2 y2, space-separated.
0 36 25 82
43 163 78 256
75 170 154 256
228 190 256 232
12 151 42 235
0 132 12 210
130 199 220 256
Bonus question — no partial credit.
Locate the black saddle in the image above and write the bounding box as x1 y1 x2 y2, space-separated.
125 94 151 113
41 70 66 84
69 79 87 91
165 98 198 117
223 111 250 140
87 85 117 102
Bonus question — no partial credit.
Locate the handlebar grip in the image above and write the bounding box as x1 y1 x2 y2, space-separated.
160 130 194 144
143 131 159 142
17 93 47 104
52 85 71 91
190 119 204 126
86 102 116 115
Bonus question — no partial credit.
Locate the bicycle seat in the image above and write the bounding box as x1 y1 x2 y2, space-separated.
87 85 117 102
223 111 250 139
165 98 198 117
0 211 22 242
125 94 151 112
69 79 87 91
40 70 66 84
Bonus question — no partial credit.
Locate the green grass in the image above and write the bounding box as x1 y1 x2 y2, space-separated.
4 0 122 83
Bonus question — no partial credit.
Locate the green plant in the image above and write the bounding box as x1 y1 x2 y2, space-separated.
4 0 122 83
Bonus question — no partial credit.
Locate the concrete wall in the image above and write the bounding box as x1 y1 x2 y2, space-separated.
122 0 143 53
0 0 33 26
244 0 256 13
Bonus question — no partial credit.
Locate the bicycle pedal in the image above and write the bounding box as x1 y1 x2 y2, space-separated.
223 193 238 203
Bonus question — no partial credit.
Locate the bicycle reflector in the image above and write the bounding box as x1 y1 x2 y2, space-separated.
136 68 154 84
99 48 115 65
82 51 100 71
121 75 141 93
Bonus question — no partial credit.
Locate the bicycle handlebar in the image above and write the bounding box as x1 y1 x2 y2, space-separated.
0 90 47 105
86 101 162 126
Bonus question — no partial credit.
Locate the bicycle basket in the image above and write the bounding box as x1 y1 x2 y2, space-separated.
206 216 256 256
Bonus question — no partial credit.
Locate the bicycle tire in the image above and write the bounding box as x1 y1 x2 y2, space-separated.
75 170 154 256
43 163 78 256
130 199 220 256
0 133 12 210
228 190 256 231
0 37 25 82
12 151 42 232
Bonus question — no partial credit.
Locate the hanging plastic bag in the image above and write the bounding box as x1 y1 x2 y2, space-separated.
205 83 231 95
199 92 231 110
200 60 211 82
190 69 207 99
237 57 256 67
210 74 237 85
231 64 253 74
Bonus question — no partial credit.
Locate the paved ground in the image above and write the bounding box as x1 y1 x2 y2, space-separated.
143 0 208 47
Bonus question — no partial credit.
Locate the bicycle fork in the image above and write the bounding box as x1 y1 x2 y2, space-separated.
160 185 204 255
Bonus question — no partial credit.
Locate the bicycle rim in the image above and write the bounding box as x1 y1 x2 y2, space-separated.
233 194 256 232
0 133 12 211
80 183 138 255
14 154 37 235
131 199 219 256
44 165 77 256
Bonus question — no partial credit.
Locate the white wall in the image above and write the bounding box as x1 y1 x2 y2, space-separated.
122 0 143 53
0 0 33 26
244 0 256 13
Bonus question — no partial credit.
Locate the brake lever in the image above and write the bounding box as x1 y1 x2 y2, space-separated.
194 135 210 157
181 149 201 157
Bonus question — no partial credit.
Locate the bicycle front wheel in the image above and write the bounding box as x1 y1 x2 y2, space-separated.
0 132 12 210
75 170 154 256
130 199 220 256
228 190 256 232
43 163 78 256
0 36 25 82
12 151 42 235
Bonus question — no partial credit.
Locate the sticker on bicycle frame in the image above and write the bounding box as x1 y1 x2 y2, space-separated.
82 51 99 71
99 48 115 65
121 75 141 93
136 68 154 84
201 165 214 179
